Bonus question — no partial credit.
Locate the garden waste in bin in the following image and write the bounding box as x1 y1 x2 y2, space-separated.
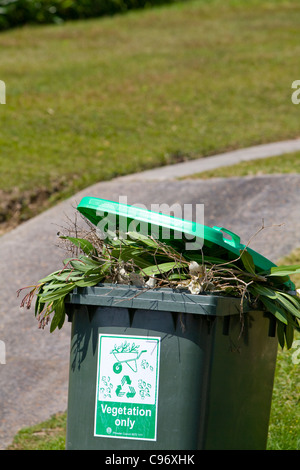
65 197 282 450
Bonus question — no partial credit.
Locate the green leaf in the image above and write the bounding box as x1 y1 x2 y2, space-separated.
240 249 256 275
141 261 185 276
167 273 189 280
34 295 45 317
250 284 278 299
258 295 288 325
277 321 285 349
126 231 158 248
285 318 294 350
78 256 103 266
119 249 152 269
279 291 300 310
266 274 290 285
60 236 98 257
52 271 75 281
268 264 300 277
42 280 73 290
83 267 104 277
75 275 104 287
39 270 64 283
50 298 65 333
69 259 92 272
275 292 300 319
39 283 75 302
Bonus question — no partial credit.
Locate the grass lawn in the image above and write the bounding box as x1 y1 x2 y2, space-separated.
1 0 300 225
267 329 300 450
267 248 300 450
7 248 300 450
6 412 67 450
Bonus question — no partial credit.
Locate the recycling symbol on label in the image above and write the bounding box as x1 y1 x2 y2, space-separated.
115 375 136 399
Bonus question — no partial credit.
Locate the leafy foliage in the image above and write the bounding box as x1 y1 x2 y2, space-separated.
0 0 179 31
18 226 300 348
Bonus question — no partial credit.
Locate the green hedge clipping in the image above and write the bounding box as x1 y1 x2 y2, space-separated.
0 0 180 31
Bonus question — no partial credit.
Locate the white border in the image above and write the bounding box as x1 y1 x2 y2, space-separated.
94 333 161 441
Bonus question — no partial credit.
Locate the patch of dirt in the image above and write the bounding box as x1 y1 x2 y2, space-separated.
0 182 70 235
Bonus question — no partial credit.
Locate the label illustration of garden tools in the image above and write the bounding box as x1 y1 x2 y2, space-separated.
94 334 160 441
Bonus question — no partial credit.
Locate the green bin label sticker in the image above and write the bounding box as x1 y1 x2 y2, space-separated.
94 334 160 441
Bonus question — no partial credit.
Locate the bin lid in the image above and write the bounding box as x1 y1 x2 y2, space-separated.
77 196 282 276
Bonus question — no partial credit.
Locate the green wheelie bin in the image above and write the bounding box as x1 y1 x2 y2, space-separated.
65 197 282 450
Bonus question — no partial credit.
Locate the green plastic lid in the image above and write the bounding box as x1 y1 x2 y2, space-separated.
77 196 282 276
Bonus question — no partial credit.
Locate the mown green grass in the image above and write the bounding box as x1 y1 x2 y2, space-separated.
7 249 300 450
6 412 67 450
267 248 300 450
267 330 300 450
186 151 300 179
1 0 300 203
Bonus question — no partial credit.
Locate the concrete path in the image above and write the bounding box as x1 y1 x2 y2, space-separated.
119 138 300 180
1 140 300 449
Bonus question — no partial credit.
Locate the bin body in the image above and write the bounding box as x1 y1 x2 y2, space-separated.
65 285 278 450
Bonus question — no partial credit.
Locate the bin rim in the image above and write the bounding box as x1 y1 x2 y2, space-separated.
66 282 251 317
77 196 277 274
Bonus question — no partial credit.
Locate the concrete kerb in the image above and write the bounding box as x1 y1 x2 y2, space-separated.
117 138 300 181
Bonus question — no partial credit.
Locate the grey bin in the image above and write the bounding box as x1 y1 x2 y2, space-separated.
65 283 278 450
